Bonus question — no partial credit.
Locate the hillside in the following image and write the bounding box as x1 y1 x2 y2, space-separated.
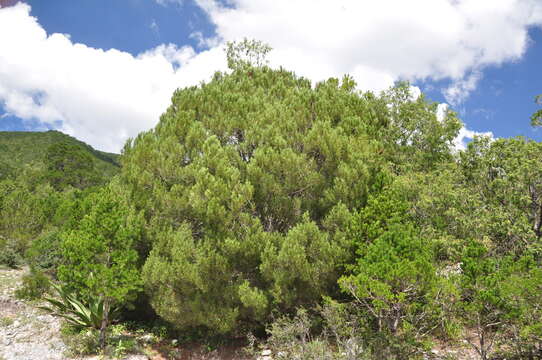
0 130 120 178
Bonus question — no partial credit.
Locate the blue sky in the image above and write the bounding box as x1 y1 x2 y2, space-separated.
0 0 541 152
421 27 542 140
26 0 214 55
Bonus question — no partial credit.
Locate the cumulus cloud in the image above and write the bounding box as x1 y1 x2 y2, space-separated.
195 0 542 93
1 1 542 152
0 3 226 152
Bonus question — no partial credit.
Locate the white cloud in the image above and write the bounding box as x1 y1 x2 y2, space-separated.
437 103 493 150
0 3 226 152
443 71 482 106
1 1 542 151
453 127 494 150
189 31 221 49
195 0 542 96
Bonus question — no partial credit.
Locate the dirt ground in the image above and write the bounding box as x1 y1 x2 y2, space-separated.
0 268 252 360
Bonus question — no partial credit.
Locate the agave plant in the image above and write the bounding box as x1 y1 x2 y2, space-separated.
38 282 119 330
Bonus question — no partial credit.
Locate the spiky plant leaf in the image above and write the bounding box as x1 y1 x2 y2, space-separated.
39 282 108 330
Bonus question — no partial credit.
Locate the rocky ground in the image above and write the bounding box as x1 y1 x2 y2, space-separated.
0 267 251 360
0 267 68 360
0 268 151 360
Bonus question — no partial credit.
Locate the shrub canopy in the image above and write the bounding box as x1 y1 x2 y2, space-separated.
120 51 460 334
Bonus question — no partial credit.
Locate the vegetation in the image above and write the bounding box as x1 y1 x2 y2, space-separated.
0 131 120 268
0 130 119 177
121 40 459 338
530 94 542 126
39 282 113 330
1 40 541 359
58 183 142 348
15 268 50 300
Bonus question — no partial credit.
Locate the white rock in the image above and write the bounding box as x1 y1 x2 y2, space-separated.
140 334 154 343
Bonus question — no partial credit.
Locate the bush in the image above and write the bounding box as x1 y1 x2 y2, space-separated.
0 234 23 269
15 269 50 300
0 241 23 269
60 324 100 357
265 308 336 360
25 230 63 273
261 307 370 360
338 185 442 359
319 300 367 360
60 322 140 358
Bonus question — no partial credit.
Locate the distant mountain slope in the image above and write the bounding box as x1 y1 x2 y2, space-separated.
0 130 120 178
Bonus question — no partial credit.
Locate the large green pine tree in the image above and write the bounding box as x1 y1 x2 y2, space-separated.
120 41 460 334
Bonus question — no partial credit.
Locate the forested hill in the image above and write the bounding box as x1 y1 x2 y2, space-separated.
0 130 119 178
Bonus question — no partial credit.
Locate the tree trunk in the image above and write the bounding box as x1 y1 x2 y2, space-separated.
99 297 110 351
529 186 542 239
480 331 487 360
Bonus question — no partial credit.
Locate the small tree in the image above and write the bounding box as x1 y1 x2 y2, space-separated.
458 242 503 360
459 244 542 360
499 259 542 358
58 182 142 349
339 186 440 359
